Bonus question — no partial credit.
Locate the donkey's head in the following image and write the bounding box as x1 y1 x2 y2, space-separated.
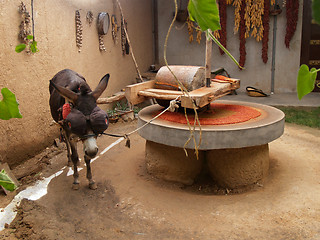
50 73 110 158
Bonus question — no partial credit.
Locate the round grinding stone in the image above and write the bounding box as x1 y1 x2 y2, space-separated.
138 100 285 150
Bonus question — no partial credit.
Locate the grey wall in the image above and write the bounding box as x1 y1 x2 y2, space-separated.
157 0 303 93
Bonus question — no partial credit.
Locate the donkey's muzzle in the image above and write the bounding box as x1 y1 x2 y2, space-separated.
83 137 99 158
85 147 98 157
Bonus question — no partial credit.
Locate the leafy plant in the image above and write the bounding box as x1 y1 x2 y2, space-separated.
187 0 242 68
15 35 38 53
115 101 128 111
188 0 220 32
297 65 320 100
107 108 118 118
0 169 17 191
297 1 320 99
0 88 22 120
0 88 21 190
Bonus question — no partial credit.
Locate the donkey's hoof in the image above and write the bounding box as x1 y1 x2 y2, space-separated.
72 183 80 190
89 182 97 190
67 161 73 167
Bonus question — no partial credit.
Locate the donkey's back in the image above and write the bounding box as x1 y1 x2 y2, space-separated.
49 69 91 122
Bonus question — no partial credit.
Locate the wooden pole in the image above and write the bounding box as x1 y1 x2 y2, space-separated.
205 30 212 87
116 0 143 83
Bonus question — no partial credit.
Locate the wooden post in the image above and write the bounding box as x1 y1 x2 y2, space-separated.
205 30 212 87
116 0 143 83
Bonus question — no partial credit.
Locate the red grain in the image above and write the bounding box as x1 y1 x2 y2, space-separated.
157 103 261 125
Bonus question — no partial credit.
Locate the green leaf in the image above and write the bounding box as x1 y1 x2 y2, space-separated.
27 35 33 40
297 64 318 100
188 0 221 32
312 0 320 25
30 41 38 53
15 44 26 53
0 88 22 120
0 170 17 191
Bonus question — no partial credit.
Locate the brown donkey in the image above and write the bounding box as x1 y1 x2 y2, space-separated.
49 69 110 190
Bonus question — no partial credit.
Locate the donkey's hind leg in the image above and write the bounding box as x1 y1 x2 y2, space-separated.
65 136 73 167
84 155 97 190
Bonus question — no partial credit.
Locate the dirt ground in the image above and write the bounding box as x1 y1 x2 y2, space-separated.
1 119 320 240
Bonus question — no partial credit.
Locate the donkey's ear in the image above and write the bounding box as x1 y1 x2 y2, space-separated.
50 80 79 103
91 73 110 100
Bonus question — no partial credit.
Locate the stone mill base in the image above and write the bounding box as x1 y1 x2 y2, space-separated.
145 140 269 189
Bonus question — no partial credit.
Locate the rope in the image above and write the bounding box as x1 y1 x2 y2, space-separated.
104 0 202 158
101 98 180 148
163 0 202 159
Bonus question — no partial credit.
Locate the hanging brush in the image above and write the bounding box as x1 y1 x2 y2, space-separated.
75 10 83 52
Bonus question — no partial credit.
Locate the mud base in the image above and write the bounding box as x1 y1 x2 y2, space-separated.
145 141 203 185
145 140 269 188
207 144 269 188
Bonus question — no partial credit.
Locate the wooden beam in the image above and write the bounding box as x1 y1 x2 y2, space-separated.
180 80 240 109
141 88 182 96
125 80 156 105
97 92 126 104
138 88 182 100
125 78 240 108
205 30 212 87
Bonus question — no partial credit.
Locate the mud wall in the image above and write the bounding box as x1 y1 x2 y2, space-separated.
0 0 153 166
157 0 303 93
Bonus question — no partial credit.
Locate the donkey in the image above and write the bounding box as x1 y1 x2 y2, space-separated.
49 69 110 190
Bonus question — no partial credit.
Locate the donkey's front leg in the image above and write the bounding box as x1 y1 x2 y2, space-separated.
69 139 80 190
84 155 97 190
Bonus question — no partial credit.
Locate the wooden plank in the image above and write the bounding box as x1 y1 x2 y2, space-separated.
142 88 182 96
97 92 126 104
180 80 240 109
138 91 181 100
125 80 155 105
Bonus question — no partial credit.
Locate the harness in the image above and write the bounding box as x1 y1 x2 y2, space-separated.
58 103 109 139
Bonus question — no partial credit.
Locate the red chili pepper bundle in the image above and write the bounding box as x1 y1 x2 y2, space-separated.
239 0 246 69
262 0 270 63
285 0 299 48
218 0 227 55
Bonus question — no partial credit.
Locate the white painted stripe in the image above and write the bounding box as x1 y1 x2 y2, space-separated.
67 167 83 176
0 170 63 231
0 138 124 231
100 137 125 155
